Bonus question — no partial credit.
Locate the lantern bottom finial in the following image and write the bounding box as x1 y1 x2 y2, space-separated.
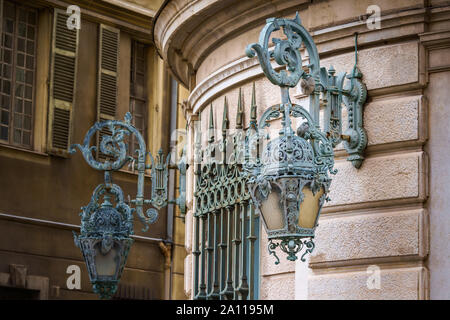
93 281 118 299
268 237 316 264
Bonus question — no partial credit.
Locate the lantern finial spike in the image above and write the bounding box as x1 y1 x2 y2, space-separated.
250 82 257 127
209 103 215 142
236 88 243 129
222 96 229 136
294 11 301 25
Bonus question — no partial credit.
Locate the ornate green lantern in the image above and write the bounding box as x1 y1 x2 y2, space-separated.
70 113 186 298
74 190 134 299
244 14 367 264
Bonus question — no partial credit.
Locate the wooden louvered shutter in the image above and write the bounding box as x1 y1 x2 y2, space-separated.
47 9 79 155
96 24 119 160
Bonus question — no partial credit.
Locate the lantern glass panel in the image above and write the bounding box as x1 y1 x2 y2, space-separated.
298 186 324 229
94 241 120 277
260 185 284 231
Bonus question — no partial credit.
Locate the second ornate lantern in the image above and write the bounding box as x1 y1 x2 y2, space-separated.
244 14 367 264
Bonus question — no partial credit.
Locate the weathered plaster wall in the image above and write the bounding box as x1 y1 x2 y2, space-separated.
0 2 172 299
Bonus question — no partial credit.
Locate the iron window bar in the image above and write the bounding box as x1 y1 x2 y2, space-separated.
193 86 260 300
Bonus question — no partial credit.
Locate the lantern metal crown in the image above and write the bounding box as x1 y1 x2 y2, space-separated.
70 113 186 299
244 13 367 263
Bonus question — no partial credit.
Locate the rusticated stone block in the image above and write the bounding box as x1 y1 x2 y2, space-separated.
306 0 424 30
325 152 427 208
364 95 425 146
308 266 428 300
321 42 419 91
310 209 428 266
260 273 295 300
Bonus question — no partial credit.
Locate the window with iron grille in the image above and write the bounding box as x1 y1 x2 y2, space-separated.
0 1 37 149
193 93 260 300
129 40 147 159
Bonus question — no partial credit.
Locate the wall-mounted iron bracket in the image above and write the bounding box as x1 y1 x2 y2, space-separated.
246 14 368 168
70 112 187 233
320 33 367 168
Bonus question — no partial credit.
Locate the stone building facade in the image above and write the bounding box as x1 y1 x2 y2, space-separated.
0 0 187 299
154 0 450 300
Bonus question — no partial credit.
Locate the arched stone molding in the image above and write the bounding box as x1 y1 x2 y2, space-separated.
154 0 309 87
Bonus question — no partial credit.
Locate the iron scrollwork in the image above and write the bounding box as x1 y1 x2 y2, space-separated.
244 13 368 263
192 89 260 300
70 112 186 298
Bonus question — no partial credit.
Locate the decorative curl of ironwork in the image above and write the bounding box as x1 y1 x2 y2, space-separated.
246 13 368 169
268 237 316 264
70 112 136 171
268 240 280 265
262 134 314 171
245 12 319 88
70 112 187 232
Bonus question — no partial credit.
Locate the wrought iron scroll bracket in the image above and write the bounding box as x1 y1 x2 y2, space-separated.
70 112 187 233
246 14 368 168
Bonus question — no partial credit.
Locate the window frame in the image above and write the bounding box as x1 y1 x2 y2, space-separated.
128 39 148 159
